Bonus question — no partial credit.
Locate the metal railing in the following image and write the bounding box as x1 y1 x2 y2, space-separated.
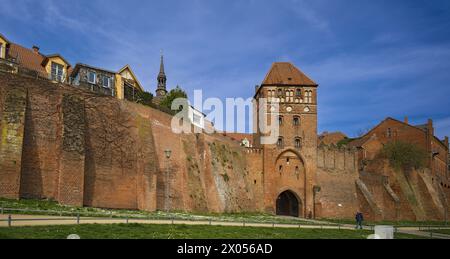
0 207 346 229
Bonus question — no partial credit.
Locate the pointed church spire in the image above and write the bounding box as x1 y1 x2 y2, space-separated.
156 51 168 99
159 50 165 75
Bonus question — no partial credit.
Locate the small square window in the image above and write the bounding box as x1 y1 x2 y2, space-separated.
88 71 96 84
102 76 111 88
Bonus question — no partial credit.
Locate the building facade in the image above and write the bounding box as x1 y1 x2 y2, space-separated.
253 62 319 218
0 33 143 100
71 64 117 96
1 33 449 220
350 117 449 185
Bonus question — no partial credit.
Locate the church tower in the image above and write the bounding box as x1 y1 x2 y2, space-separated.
254 62 319 218
155 54 168 102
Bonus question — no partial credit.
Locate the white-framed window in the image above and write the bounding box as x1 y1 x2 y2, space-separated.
189 106 205 129
51 62 64 82
88 71 96 84
102 76 111 88
0 43 3 59
193 114 202 125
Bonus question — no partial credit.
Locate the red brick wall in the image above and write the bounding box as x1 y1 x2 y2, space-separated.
57 94 86 207
19 80 62 200
316 146 359 219
1 72 448 220
0 87 27 199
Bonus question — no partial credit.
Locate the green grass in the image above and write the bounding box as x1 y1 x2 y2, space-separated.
428 229 450 235
0 224 426 239
0 198 326 225
322 218 450 227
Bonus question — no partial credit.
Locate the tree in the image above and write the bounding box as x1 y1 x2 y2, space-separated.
381 141 428 170
135 91 153 107
160 86 188 111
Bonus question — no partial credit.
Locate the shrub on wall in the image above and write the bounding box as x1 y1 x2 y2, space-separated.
381 141 428 170
135 91 154 106
160 86 188 112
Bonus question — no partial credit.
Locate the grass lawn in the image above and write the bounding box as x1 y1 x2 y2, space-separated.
428 229 450 235
0 224 426 239
323 218 450 227
0 198 330 225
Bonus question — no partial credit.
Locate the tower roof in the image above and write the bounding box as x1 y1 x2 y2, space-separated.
158 54 166 77
261 62 317 86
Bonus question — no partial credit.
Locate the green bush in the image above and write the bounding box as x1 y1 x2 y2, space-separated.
135 91 154 106
381 141 428 170
160 86 188 112
336 137 358 148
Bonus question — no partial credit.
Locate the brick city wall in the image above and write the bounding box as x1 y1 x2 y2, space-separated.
0 87 26 199
57 94 86 206
316 146 359 219
0 73 266 213
0 72 448 220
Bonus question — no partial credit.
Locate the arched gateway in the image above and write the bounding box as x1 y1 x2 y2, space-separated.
276 190 301 217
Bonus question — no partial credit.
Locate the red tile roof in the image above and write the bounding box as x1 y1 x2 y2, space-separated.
8 43 48 77
223 133 253 144
261 62 317 86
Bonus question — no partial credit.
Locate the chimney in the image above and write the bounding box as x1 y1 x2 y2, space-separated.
32 45 40 54
404 116 409 124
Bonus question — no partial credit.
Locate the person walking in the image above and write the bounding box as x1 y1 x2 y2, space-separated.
355 212 364 230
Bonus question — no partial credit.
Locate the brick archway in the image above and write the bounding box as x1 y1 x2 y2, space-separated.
276 190 302 217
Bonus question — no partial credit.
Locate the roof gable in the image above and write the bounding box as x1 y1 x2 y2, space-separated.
0 33 10 44
261 62 317 86
118 65 144 91
350 117 427 148
42 54 71 68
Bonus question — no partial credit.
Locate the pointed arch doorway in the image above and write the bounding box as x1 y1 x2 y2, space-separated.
276 190 301 217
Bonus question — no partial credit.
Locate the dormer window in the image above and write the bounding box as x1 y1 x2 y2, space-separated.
51 62 64 82
88 71 96 84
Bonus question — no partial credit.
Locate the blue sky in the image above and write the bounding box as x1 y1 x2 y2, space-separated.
1 0 450 138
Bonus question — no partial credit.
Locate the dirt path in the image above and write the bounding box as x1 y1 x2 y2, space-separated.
0 214 354 229
1 214 450 239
